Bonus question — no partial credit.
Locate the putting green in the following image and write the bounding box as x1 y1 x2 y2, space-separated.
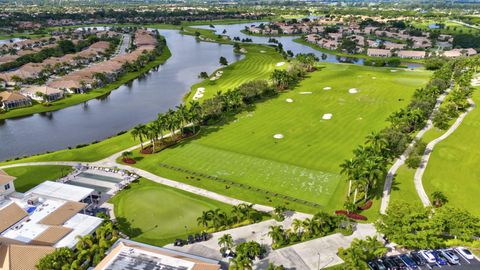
132 63 431 213
423 88 480 216
110 178 231 246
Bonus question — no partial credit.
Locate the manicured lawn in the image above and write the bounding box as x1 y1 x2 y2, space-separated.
3 165 72 192
0 130 136 164
0 46 171 120
423 89 480 216
389 165 423 208
109 178 231 246
129 62 431 214
410 19 480 35
186 44 285 101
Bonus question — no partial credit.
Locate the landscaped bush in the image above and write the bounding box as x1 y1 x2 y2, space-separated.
359 200 373 210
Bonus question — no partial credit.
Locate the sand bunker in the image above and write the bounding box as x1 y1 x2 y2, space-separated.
276 62 286 67
193 87 206 100
323 87 332 90
372 77 376 79
390 70 398 72
349 88 358 94
273 134 284 139
322 113 333 120
210 70 223 81
299 92 312 95
286 98 294 103
260 50 266 53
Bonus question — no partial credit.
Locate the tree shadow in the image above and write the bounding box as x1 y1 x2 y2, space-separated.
115 217 143 238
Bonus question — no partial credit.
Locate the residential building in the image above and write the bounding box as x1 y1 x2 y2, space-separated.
22 86 64 102
0 170 15 197
397 50 427 59
0 91 31 110
94 239 221 270
367 48 392 57
443 48 477 58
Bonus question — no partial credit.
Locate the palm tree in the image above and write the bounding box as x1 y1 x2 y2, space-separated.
292 219 304 236
176 103 188 134
229 255 253 270
218 233 234 251
121 151 133 161
146 123 159 153
165 109 179 141
268 225 285 247
431 191 448 207
211 208 228 229
197 210 213 227
188 100 202 134
131 124 147 149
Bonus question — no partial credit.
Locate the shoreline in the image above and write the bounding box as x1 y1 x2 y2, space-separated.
0 46 172 120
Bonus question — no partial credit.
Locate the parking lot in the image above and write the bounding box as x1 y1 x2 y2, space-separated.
413 250 480 270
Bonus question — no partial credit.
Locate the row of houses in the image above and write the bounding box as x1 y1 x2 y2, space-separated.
0 41 112 86
367 48 477 59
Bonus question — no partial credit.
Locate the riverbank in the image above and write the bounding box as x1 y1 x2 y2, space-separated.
0 45 172 120
292 37 425 65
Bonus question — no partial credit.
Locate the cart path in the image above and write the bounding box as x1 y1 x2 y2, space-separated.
414 98 476 207
380 88 451 214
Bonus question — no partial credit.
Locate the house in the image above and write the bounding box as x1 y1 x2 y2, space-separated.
0 91 31 110
94 239 221 270
22 86 64 102
367 48 392 57
397 50 426 59
0 170 15 197
383 41 406 50
0 242 55 270
443 48 477 58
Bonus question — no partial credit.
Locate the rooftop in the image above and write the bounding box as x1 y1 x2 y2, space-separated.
26 180 94 202
95 239 221 270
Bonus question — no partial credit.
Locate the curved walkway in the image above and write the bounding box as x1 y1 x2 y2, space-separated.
380 88 451 214
414 98 476 207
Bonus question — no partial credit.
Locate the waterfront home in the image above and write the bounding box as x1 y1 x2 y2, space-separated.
397 50 426 59
22 85 64 102
0 91 31 109
442 48 477 58
367 48 392 57
383 41 406 50
0 170 16 197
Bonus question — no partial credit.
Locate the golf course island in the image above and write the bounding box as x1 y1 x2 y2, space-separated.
1 2 480 270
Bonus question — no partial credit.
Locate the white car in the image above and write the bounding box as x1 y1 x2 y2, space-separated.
419 250 436 264
455 247 474 260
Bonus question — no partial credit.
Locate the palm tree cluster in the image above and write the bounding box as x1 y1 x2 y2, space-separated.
339 56 480 209
197 203 264 231
268 212 344 249
228 241 266 270
337 236 387 270
131 101 202 153
37 221 119 270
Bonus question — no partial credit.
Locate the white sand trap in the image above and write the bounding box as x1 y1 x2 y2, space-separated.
260 50 266 53
323 87 332 90
372 77 376 79
193 87 206 100
299 92 312 95
349 88 358 94
276 62 285 67
286 98 294 103
273 134 284 139
390 70 398 72
322 113 333 120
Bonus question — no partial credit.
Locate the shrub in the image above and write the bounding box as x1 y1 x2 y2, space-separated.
346 212 367 220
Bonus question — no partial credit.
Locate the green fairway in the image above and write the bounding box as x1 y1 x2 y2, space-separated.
130 63 431 213
423 89 480 216
3 165 72 192
110 178 231 246
186 44 284 101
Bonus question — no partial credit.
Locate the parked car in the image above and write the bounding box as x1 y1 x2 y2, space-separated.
201 232 209 241
431 250 447 265
382 257 399 270
400 254 417 269
455 247 475 260
187 234 195 244
419 250 436 264
368 260 387 270
410 251 426 266
173 239 186 246
441 250 460 264
392 256 408 269
194 233 202 242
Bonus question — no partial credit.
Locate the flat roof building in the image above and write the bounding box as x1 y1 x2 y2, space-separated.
95 239 222 270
